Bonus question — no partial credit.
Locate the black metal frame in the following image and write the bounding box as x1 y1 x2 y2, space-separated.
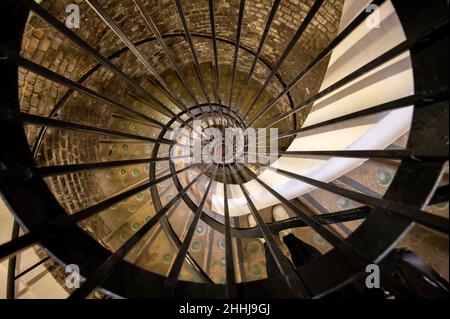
247 0 385 126
228 0 246 110
242 0 325 119
0 0 448 299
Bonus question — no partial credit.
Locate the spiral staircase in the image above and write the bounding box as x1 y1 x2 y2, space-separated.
0 0 448 299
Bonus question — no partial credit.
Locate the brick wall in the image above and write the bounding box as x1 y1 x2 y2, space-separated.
17 0 343 256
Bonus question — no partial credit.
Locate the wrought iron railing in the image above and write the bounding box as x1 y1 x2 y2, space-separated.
0 0 448 299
